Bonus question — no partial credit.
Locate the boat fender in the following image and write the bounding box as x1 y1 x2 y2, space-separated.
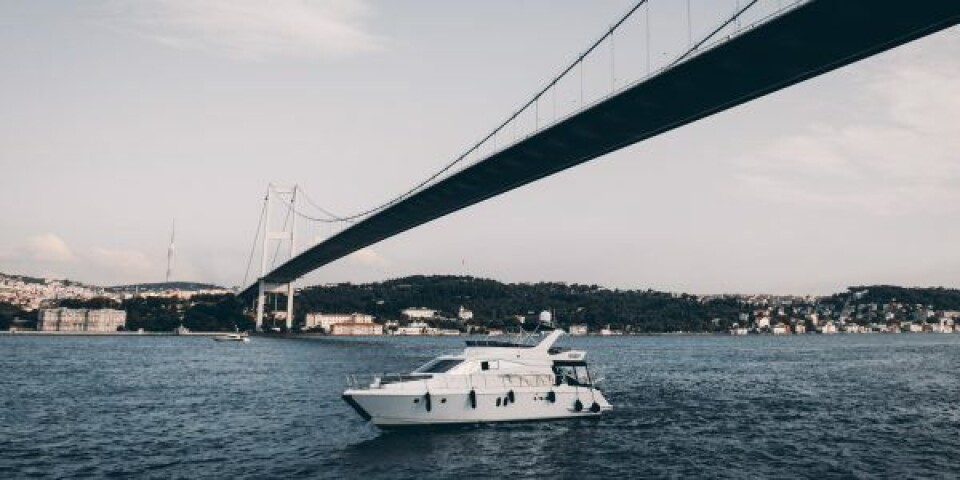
507 390 515 404
590 402 601 413
424 392 432 412
574 399 583 412
546 391 556 403
469 389 477 409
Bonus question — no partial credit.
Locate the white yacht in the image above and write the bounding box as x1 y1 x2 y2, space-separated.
213 332 249 343
342 329 612 428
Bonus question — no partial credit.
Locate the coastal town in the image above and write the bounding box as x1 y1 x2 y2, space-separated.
726 290 960 335
3 272 959 336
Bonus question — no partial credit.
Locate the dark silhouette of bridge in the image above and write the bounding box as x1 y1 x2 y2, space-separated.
242 0 960 329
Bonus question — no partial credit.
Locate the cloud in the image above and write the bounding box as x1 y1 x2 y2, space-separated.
735 32 960 216
89 247 154 273
98 0 383 60
24 234 76 263
347 247 390 268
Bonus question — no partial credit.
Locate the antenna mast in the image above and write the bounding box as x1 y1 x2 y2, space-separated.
166 219 176 283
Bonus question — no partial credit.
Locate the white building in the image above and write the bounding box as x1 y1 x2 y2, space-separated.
402 308 436 320
304 312 374 333
568 324 588 336
539 310 553 326
395 321 430 336
457 306 474 321
37 308 126 332
330 323 383 336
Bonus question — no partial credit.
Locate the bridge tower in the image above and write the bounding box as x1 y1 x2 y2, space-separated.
255 185 297 331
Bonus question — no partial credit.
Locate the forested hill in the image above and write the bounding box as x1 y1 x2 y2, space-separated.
296 275 741 333
824 285 960 310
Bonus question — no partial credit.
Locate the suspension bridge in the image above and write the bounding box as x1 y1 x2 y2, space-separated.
241 0 960 330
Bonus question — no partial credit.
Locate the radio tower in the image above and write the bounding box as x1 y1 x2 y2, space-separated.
165 220 176 283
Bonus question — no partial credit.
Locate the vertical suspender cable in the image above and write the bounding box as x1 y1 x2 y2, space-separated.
579 60 584 107
645 1 651 74
610 29 616 93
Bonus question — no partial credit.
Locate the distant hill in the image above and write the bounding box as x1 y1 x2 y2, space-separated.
106 282 229 293
0 272 88 287
825 285 960 310
296 276 960 332
0 271 226 293
296 275 741 333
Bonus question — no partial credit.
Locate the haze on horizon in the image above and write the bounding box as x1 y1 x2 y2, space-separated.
1 1 958 296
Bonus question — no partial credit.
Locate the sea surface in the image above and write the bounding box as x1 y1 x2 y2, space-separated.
2 333 959 479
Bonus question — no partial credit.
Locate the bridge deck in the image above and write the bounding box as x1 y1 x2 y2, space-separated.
243 0 960 297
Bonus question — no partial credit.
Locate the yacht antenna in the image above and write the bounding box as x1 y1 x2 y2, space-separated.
520 318 542 345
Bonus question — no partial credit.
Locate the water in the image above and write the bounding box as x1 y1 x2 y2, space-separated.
2 334 959 479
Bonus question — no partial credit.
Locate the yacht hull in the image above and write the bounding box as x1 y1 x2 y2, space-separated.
343 387 612 428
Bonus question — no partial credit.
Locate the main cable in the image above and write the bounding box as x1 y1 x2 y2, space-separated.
241 192 268 288
291 0 651 224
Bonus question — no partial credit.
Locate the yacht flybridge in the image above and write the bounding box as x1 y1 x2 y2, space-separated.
342 329 612 428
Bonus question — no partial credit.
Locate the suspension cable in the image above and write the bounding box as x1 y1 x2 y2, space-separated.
241 192 268 287
284 0 767 228
286 0 651 224
671 0 761 68
298 186 344 221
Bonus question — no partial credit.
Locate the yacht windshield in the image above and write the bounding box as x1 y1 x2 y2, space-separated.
414 359 463 374
553 361 592 386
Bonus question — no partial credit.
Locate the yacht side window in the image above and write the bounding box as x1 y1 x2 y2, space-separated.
414 359 463 373
481 361 490 371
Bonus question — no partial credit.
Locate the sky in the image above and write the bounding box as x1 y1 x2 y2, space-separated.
0 1 958 295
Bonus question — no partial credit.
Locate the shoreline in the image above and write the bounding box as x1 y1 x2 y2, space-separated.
0 331 228 337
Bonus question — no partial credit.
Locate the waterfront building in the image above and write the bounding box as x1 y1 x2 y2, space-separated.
402 307 436 320
304 312 374 332
819 322 838 334
37 308 126 332
330 323 383 336
845 324 864 334
569 324 588 336
772 324 790 335
395 321 429 335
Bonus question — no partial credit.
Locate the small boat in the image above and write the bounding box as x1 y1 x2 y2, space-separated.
342 329 612 428
213 333 249 343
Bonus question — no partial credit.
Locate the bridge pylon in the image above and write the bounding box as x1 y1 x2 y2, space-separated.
254 184 298 332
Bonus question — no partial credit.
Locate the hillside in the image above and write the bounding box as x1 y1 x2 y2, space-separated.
106 282 228 293
296 275 741 333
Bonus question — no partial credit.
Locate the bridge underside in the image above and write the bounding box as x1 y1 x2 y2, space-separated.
243 0 960 297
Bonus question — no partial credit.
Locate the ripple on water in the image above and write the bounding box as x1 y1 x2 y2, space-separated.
2 334 960 479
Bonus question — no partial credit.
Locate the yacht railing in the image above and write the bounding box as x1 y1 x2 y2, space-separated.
345 373 556 391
